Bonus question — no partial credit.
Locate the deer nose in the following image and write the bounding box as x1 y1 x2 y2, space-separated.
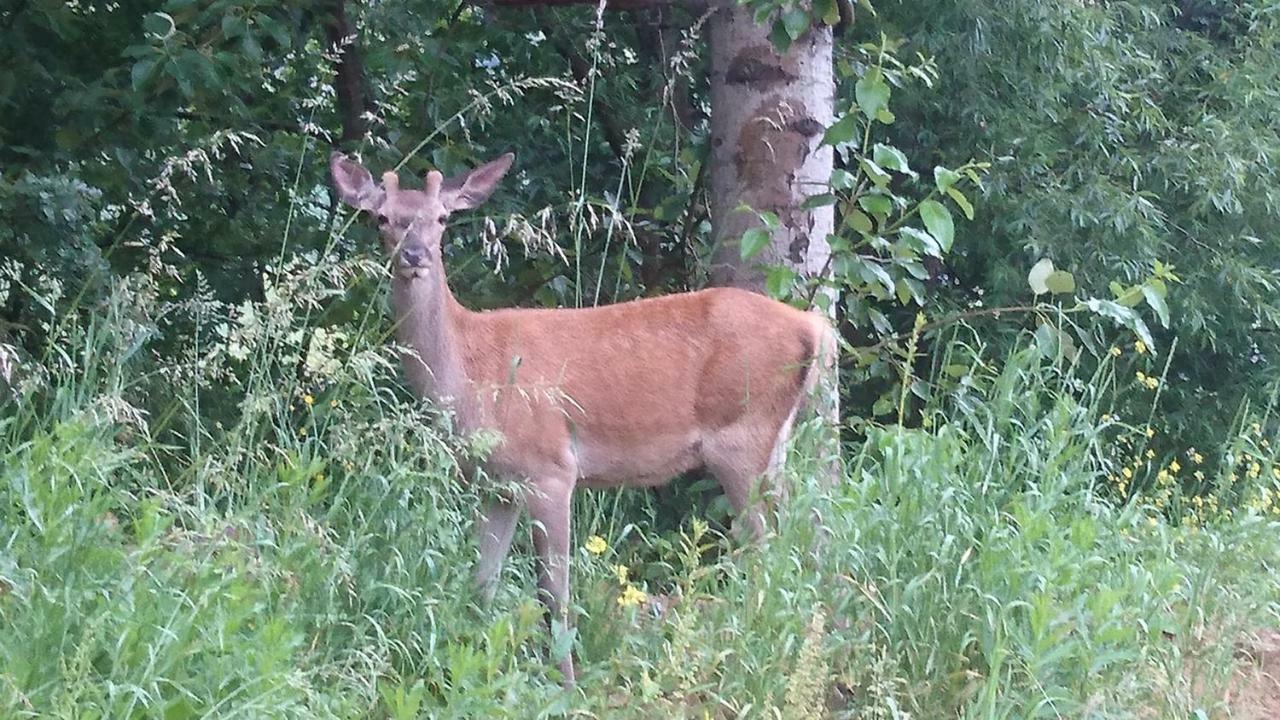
400 244 428 267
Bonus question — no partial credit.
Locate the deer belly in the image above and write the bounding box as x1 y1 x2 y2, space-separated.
574 430 702 489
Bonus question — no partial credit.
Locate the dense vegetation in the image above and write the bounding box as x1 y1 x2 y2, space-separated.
2 0 1279 716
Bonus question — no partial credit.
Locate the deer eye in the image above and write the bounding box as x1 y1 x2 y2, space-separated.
376 214 389 226
437 214 448 224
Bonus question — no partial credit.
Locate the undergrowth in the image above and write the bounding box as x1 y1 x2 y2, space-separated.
1 267 1278 719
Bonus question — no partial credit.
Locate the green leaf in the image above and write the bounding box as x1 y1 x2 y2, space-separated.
814 0 841 25
803 193 837 209
740 227 771 260
934 166 961 193
782 9 811 39
946 187 975 220
830 168 855 191
875 108 896 125
131 59 157 92
859 194 892 221
872 143 916 178
1084 299 1156 353
759 210 780 230
846 208 874 234
1028 258 1055 295
765 266 798 299
822 114 858 147
856 68 890 120
1045 270 1076 295
919 200 954 252
859 158 891 187
143 12 175 40
768 20 793 52
1141 283 1170 327
900 227 940 257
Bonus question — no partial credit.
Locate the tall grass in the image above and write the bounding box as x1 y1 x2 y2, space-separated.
1 265 1277 718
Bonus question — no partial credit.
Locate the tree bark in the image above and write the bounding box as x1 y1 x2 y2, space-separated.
706 5 833 294
325 0 368 146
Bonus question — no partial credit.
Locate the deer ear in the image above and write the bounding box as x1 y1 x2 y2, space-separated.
443 153 514 212
330 151 384 212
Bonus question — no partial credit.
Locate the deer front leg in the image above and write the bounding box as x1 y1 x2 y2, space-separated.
474 496 521 605
526 475 576 686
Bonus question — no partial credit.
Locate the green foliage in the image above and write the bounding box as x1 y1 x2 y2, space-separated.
869 0 1280 451
1 272 1277 715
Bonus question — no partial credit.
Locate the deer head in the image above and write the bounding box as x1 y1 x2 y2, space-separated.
329 152 515 280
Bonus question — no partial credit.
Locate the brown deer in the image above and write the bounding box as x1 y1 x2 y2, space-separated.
330 151 834 685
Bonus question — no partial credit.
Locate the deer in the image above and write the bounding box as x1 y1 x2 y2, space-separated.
329 150 835 686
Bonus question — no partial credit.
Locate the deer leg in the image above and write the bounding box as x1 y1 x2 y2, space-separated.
526 475 577 686
704 422 780 541
474 496 522 605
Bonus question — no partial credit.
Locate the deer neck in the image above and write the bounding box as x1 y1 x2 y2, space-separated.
391 263 470 407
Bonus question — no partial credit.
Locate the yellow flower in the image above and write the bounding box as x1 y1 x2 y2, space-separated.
1146 449 1156 459
1135 371 1147 382
330 399 338 408
1194 470 1205 481
1122 467 1133 480
1101 413 1113 423
1249 463 1261 479
1110 346 1122 357
1251 422 1262 435
584 535 608 555
1147 516 1158 527
1144 376 1159 390
613 564 629 585
1157 469 1170 483
1169 459 1181 473
303 394 315 407
617 584 648 608
1272 467 1280 480
1192 452 1204 465
1145 426 1155 438
1135 339 1148 354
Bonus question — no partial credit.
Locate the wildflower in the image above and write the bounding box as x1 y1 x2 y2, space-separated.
585 535 608 555
1249 463 1261 479
1192 451 1204 465
1146 449 1156 459
1135 371 1147 382
613 564 629 585
298 427 308 437
1251 422 1262 435
330 399 338 408
1110 346 1122 357
314 473 325 483
1101 413 1113 423
1157 469 1170 483
303 394 315 407
1122 467 1133 480
1194 470 1205 481
1147 516 1158 527
1272 467 1280 481
1169 459 1181 474
1135 339 1148 354
1145 426 1155 438
617 584 648 608
1144 376 1159 390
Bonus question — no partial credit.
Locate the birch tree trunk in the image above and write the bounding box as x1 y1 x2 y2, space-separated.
707 5 834 294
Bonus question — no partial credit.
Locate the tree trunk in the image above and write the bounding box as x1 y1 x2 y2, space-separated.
706 5 833 293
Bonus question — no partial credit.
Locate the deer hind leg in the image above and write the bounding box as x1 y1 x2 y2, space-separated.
474 495 522 605
702 415 791 541
525 472 577 686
